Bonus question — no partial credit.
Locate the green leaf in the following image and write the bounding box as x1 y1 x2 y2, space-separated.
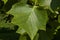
7 0 48 40
8 5 38 40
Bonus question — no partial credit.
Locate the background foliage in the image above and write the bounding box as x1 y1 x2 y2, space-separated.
0 0 60 40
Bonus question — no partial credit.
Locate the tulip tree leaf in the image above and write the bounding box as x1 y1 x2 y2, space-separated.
7 0 48 40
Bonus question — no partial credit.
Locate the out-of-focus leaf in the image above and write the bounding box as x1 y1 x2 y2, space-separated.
58 15 60 23
38 30 51 40
51 0 60 10
0 0 4 9
0 33 20 40
0 22 15 30
2 0 8 4
3 0 20 12
53 29 60 40
46 19 60 39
